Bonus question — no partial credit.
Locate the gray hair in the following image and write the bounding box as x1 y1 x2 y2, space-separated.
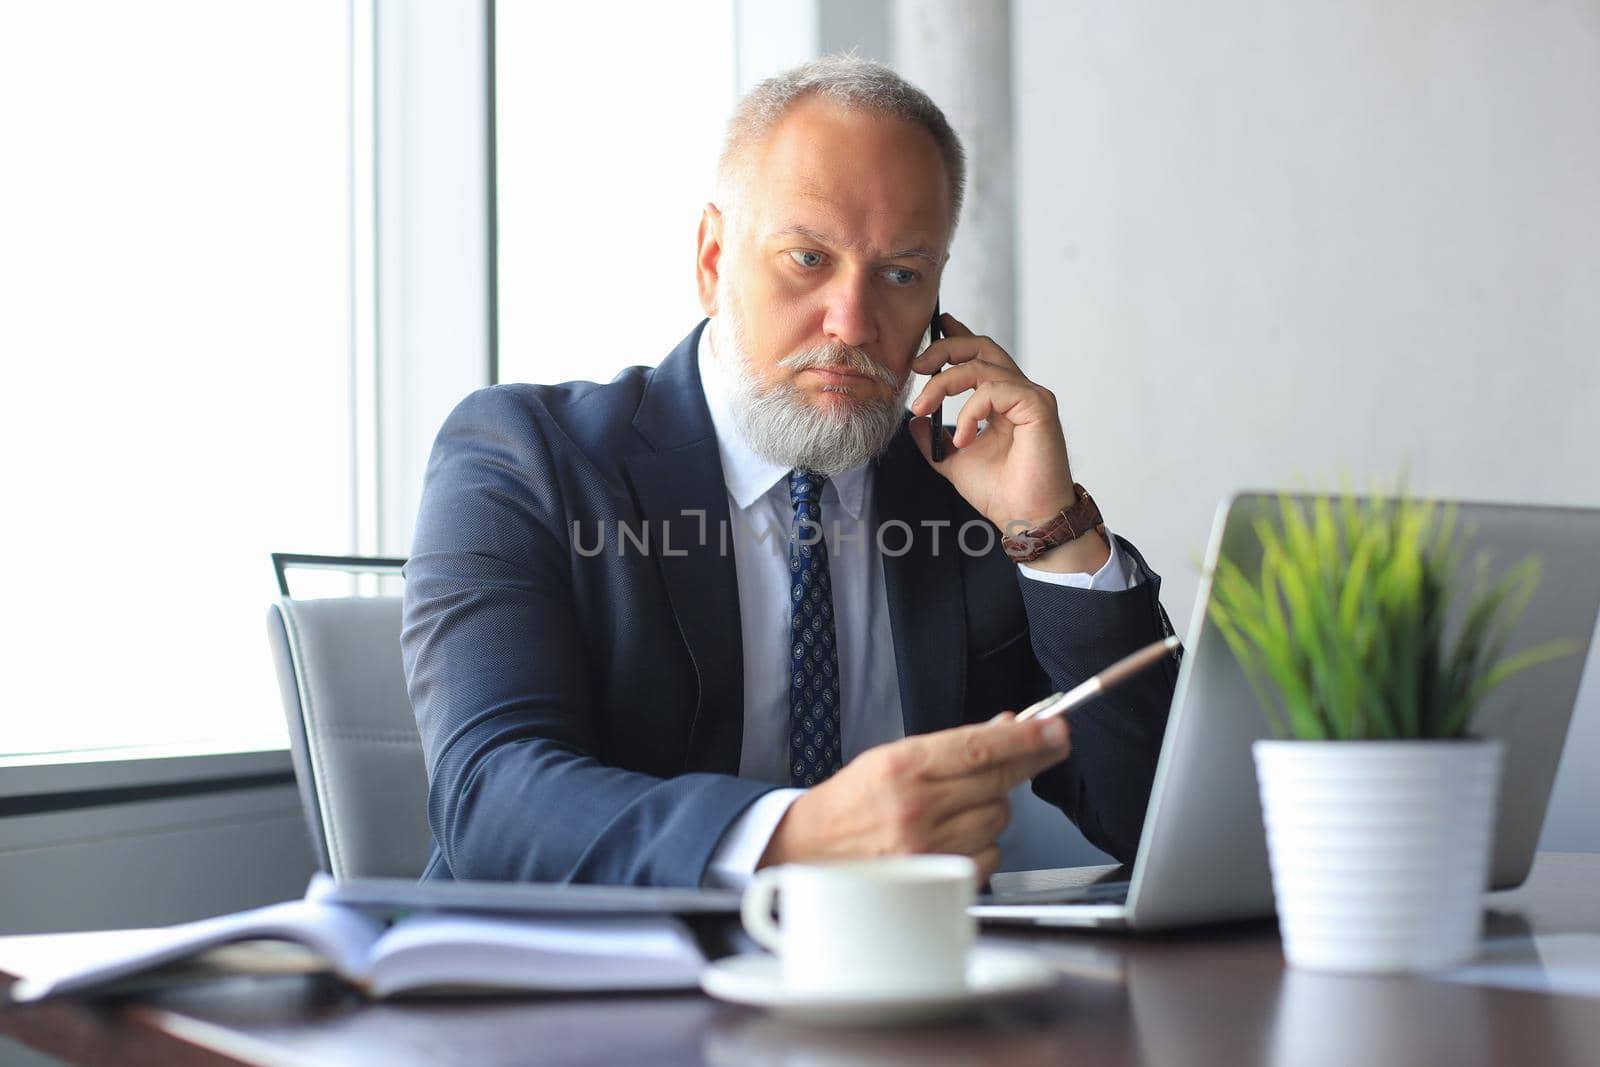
715 54 967 234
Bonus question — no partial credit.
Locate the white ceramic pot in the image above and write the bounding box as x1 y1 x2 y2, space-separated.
1252 737 1503 974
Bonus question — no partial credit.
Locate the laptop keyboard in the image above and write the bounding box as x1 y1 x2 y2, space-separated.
978 880 1131 907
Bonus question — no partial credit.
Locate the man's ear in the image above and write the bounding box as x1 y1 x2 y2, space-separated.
696 203 724 316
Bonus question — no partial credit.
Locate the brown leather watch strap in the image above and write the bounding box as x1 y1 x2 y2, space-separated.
1002 483 1105 564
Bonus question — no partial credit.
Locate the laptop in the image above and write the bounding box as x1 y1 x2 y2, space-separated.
972 493 1600 931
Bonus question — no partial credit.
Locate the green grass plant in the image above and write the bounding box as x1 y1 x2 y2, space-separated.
1207 491 1578 740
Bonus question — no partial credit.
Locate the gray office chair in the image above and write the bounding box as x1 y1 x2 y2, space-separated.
266 554 432 879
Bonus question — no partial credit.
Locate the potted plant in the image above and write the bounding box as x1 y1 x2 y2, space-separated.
1207 490 1576 973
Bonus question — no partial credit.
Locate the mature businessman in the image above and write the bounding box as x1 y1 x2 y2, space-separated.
402 56 1179 887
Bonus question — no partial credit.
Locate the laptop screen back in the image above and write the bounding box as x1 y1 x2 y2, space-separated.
1124 494 1600 930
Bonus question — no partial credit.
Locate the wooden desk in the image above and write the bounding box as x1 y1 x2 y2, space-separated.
4 853 1599 1067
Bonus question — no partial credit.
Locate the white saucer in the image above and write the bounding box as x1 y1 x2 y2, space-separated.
700 947 1057 1026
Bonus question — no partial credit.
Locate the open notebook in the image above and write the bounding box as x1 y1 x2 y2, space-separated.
5 877 706 1002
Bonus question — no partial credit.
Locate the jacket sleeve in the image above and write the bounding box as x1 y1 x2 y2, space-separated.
1021 536 1180 864
401 387 774 886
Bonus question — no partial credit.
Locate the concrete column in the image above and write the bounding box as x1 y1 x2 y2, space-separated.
890 0 1016 353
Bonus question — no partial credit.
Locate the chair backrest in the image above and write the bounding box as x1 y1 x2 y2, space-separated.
266 595 432 879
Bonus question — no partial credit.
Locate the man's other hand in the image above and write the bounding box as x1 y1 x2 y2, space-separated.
758 712 1072 883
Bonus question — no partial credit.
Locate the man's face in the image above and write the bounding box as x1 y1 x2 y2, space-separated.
700 97 952 419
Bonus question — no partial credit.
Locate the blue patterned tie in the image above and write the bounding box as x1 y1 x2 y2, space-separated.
788 469 843 787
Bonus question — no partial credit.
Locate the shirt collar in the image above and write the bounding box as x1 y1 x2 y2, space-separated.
696 325 870 520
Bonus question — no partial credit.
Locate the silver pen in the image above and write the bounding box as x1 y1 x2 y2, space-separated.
1015 635 1181 722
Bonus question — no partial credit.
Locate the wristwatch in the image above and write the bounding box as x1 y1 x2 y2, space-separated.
1001 483 1105 564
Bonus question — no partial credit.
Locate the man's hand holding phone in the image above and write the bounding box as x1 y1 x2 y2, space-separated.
757 712 1072 883
909 311 1109 576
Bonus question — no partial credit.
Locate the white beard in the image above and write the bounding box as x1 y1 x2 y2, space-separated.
710 294 911 478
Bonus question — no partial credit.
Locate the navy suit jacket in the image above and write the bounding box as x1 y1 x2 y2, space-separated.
402 322 1179 885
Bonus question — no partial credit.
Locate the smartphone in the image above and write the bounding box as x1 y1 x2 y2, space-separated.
927 299 944 462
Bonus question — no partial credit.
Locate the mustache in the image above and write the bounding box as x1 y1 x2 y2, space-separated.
775 343 901 389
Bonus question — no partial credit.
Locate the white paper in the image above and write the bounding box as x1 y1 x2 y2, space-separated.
4 898 382 1002
366 914 705 997
1 882 706 1002
0 928 177 984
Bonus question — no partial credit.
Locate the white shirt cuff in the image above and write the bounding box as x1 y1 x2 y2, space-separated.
1017 526 1136 592
701 788 806 889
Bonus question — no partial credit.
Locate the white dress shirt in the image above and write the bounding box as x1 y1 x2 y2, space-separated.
694 329 1135 886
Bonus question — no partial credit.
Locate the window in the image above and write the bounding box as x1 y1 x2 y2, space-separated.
0 2 353 756
494 1 736 386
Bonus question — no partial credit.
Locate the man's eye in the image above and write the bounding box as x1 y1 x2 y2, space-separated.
788 250 824 269
883 267 920 287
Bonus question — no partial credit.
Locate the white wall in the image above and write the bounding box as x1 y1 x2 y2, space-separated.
1014 1 1600 847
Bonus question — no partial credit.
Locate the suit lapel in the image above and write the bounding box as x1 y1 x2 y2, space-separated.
874 423 968 737
626 328 970 768
625 325 744 774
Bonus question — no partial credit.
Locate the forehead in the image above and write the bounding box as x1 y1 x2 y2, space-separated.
740 97 952 255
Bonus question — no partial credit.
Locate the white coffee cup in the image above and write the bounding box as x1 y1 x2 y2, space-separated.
740 854 978 997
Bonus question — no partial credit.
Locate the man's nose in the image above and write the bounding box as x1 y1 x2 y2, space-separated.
820 270 878 349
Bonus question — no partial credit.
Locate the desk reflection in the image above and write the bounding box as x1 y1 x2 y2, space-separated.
703 1001 1070 1067
1120 913 1585 1067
